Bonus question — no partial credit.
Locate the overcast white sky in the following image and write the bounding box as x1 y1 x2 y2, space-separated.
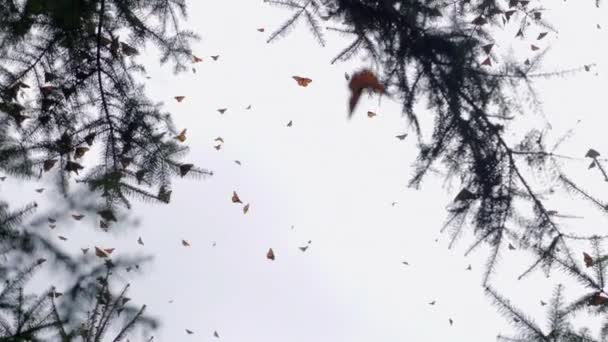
5 0 608 341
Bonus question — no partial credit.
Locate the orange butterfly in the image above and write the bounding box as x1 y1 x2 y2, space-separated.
175 96 185 102
292 76 312 87
193 56 203 63
347 69 386 118
175 129 187 142
214 331 220 338
266 248 275 260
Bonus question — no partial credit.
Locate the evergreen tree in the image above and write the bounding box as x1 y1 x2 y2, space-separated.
0 1 201 336
0 0 211 225
266 0 608 340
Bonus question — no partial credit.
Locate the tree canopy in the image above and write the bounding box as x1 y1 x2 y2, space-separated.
1 0 608 340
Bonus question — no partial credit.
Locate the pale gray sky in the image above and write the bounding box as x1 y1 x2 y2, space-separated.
5 0 608 341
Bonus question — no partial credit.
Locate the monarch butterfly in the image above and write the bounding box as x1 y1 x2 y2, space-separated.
243 203 250 214
186 329 194 334
234 160 242 165
72 214 85 220
299 245 308 252
396 134 408 140
584 252 594 267
211 55 220 61
232 191 242 204
137 237 144 245
292 76 312 87
367 111 377 118
81 248 89 254
590 293 608 306
257 28 265 32
481 57 492 66
537 32 548 40
472 16 487 26
531 45 540 51
98 209 116 222
217 108 227 114
120 42 138 56
180 164 194 177
182 239 190 247
174 96 186 102
193 56 203 63
454 188 476 202
84 133 96 146
175 129 187 142
347 69 386 118
214 331 220 338
58 236 68 241
214 144 221 150
586 149 600 158
482 43 494 54
65 161 84 174
267 248 275 260
95 246 109 258
245 105 252 110
286 120 293 127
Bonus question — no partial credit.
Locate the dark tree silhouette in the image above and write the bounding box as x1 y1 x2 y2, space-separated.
266 0 608 339
0 0 207 339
